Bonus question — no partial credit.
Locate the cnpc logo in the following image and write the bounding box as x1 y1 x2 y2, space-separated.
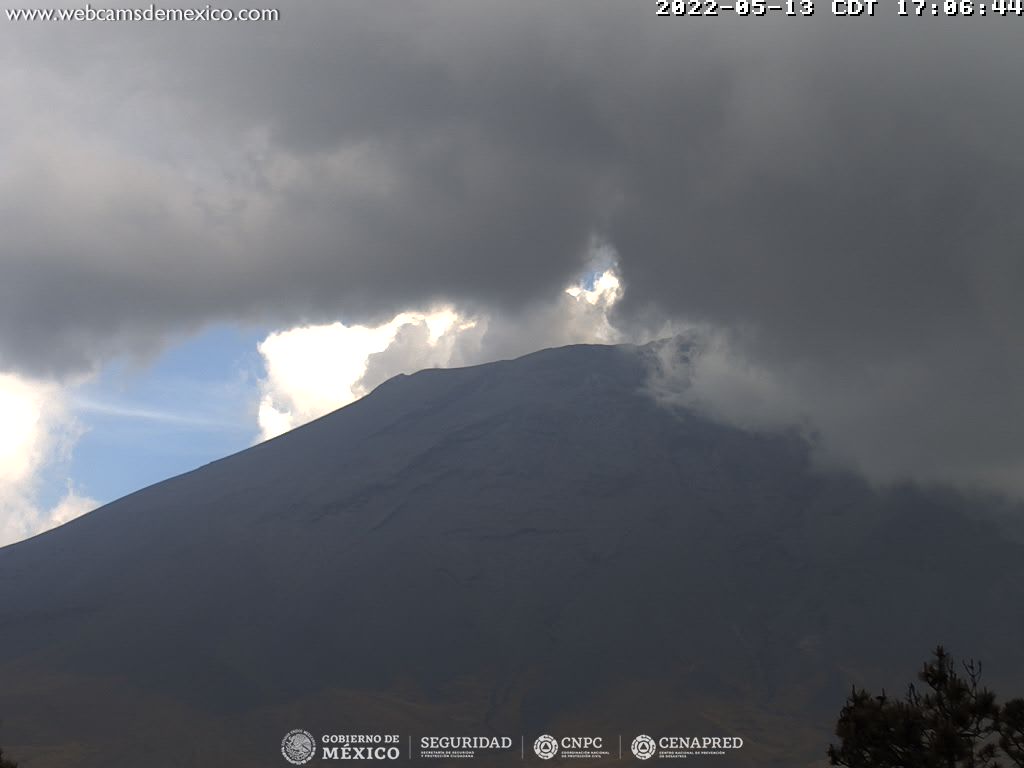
533 735 559 760
533 734 605 759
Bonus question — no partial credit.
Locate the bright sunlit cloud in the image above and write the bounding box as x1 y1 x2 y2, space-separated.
0 373 97 547
256 308 479 440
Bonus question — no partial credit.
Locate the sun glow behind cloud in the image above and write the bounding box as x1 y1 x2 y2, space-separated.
565 270 622 308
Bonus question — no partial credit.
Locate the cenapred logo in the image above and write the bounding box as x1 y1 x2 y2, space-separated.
281 729 316 765
631 734 657 760
534 734 559 760
631 734 744 760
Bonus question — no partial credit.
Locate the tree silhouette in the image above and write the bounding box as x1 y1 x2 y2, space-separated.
1001 699 1024 766
828 646 1024 767
0 722 15 768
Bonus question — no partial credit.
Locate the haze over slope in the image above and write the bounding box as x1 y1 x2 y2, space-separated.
2 341 1023 767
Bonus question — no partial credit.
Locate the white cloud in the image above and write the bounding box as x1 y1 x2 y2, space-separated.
256 308 481 440
256 267 626 440
565 269 623 308
0 373 97 547
46 485 98 528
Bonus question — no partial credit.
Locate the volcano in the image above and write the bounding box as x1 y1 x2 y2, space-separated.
2 341 1024 767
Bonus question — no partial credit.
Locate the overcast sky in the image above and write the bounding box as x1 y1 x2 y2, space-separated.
1 2 1023 544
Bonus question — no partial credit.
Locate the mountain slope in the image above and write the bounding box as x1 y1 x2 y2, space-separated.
2 341 1024 767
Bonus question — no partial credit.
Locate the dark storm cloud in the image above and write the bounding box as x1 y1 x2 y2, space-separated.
2 2 1023 489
